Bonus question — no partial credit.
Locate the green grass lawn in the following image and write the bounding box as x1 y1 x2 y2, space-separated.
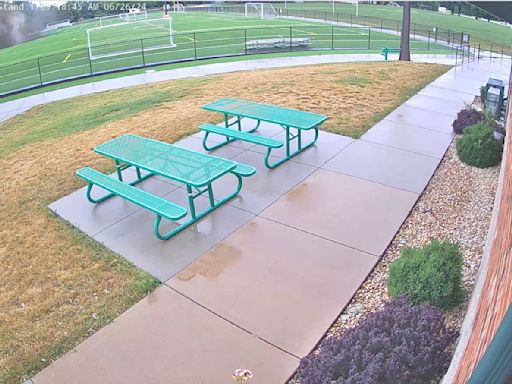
0 10 447 96
2 48 456 104
272 2 512 50
0 61 449 384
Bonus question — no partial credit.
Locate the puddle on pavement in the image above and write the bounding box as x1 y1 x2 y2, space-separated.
177 242 241 282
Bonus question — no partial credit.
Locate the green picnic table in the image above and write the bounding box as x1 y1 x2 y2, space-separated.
201 98 328 168
76 134 255 240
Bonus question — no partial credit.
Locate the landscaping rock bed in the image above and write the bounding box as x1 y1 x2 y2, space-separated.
329 141 499 336
292 140 500 383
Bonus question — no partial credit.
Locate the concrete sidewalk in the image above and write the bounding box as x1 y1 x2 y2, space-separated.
0 53 457 124
30 58 511 384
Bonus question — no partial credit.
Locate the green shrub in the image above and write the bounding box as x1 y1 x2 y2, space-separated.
388 240 465 309
456 122 502 168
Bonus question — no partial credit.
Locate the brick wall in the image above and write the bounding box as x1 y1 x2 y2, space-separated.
453 70 512 383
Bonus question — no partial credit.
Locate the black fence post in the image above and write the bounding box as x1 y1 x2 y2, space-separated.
141 39 146 66
368 27 371 50
331 26 334 50
244 29 247 55
490 43 493 58
380 19 383 31
194 32 197 59
289 26 293 52
435 28 438 42
88 52 93 75
37 58 43 85
427 31 430 50
478 43 481 60
501 45 504 59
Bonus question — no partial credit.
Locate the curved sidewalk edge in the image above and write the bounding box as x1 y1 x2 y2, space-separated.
29 56 511 384
0 53 457 123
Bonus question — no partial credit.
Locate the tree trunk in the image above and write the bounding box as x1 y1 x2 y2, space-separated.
399 2 411 61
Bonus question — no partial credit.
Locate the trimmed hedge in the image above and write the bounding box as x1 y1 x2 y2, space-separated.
452 108 486 134
456 122 502 168
388 240 464 309
297 296 457 384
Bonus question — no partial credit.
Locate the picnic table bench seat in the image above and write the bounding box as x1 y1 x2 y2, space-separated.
201 98 328 168
78 134 257 240
200 123 284 149
77 167 188 238
232 162 257 177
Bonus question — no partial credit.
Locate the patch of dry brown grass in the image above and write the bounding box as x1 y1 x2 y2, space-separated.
0 61 449 383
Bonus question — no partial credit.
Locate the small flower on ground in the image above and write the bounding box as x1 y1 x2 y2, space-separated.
232 368 253 383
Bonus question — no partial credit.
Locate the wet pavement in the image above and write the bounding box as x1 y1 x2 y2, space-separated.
31 56 511 384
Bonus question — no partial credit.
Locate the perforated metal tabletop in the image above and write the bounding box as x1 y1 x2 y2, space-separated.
202 98 328 130
94 134 236 187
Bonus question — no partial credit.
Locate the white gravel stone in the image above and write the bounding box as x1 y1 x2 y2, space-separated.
327 141 499 337
291 140 499 383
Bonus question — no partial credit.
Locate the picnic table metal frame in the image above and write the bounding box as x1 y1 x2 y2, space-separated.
202 98 326 169
88 134 248 240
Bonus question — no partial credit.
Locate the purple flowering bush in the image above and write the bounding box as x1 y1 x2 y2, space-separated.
452 109 486 134
297 296 457 384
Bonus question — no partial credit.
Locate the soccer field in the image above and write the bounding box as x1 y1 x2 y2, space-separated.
273 2 512 50
0 10 447 96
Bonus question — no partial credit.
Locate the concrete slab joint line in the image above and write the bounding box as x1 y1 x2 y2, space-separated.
31 57 512 384
167 216 379 357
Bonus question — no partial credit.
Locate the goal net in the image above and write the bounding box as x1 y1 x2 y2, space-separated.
335 0 359 16
119 10 149 22
87 16 175 60
173 3 186 13
245 3 278 19
97 11 148 26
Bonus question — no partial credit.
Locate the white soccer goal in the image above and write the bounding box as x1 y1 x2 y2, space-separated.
172 2 186 13
87 16 175 60
96 15 119 26
336 0 359 16
245 3 278 19
119 10 149 22
97 10 148 26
